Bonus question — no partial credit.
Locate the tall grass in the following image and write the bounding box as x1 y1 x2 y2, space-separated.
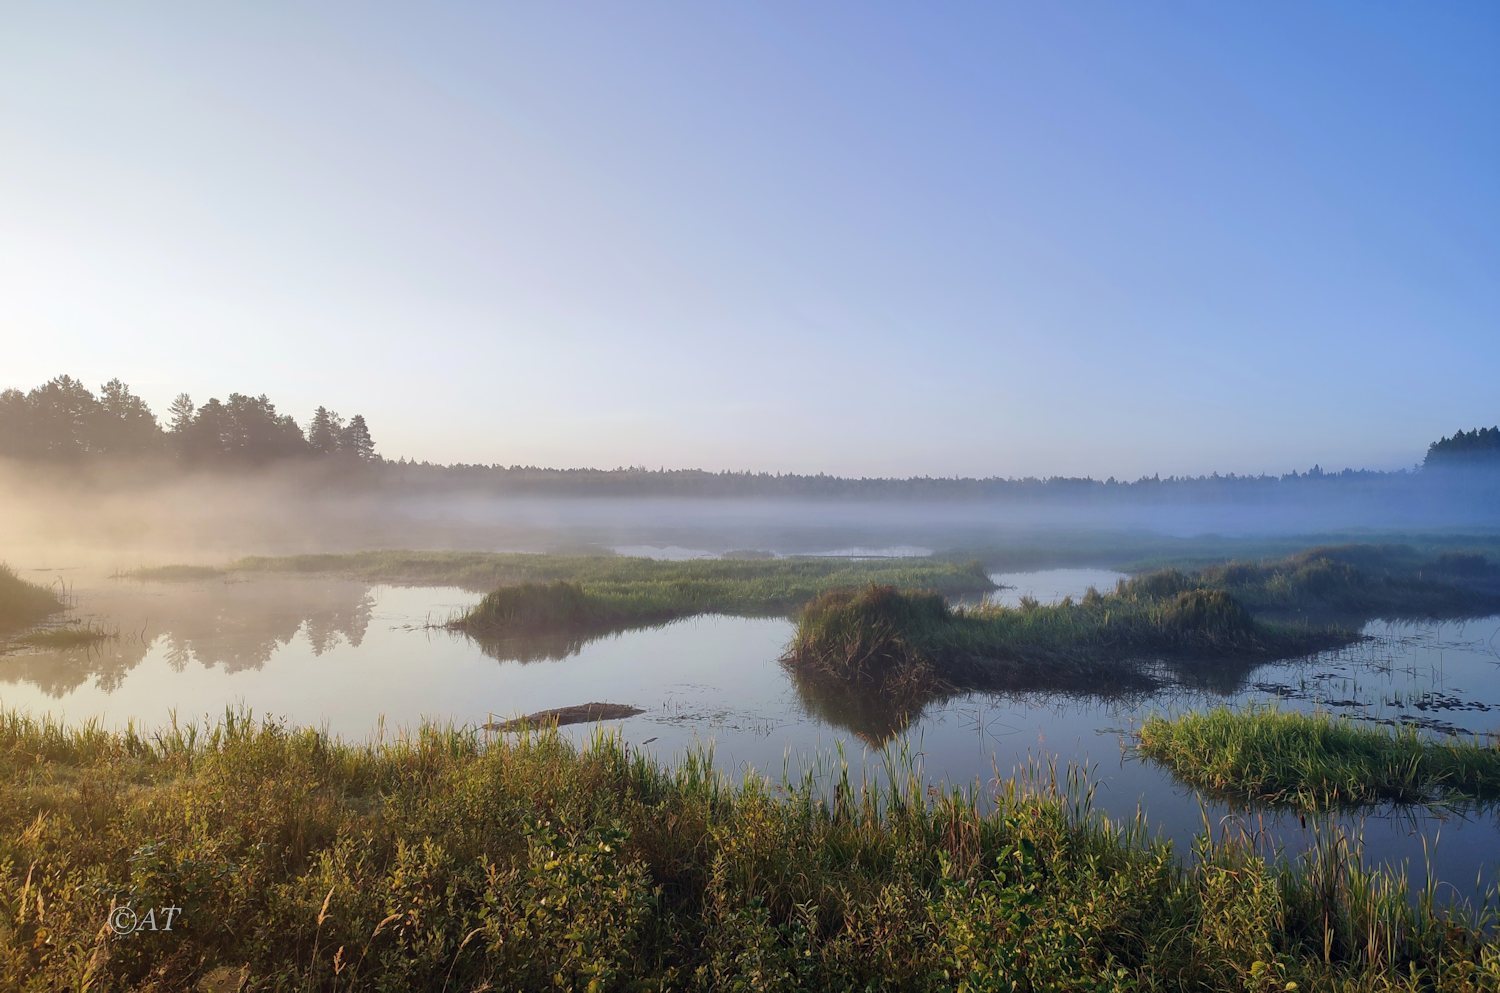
438 555 996 638
0 563 63 631
1170 545 1500 619
783 583 1351 710
0 710 1492 990
1139 707 1500 808
226 549 996 596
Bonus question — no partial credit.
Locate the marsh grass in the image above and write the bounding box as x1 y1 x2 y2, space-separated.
117 564 227 582
0 710 1492 991
427 555 997 639
783 583 1351 712
15 619 117 648
1163 545 1500 620
227 549 994 596
0 563 63 631
1139 707 1500 809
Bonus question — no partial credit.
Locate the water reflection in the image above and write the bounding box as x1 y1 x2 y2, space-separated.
2 571 1497 903
1 577 378 696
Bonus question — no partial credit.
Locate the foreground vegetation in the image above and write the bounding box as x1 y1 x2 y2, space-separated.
1140 708 1500 810
0 712 1494 991
0 564 62 632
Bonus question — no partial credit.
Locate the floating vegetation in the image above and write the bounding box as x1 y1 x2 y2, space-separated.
0 710 1492 990
1139 707 1500 809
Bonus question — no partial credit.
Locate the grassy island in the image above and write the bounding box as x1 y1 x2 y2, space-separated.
782 546 1500 719
1139 708 1500 809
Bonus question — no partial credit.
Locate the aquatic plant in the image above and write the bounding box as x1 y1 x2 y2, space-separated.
0 564 63 631
783 583 1351 712
14 620 116 648
0 710 1492 990
1139 707 1500 809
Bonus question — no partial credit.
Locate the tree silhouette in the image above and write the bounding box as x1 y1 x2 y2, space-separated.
97 379 163 455
338 414 377 462
26 375 103 459
1425 426 1500 468
307 406 342 456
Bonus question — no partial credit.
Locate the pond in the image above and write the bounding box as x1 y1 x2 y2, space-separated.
3 564 1497 906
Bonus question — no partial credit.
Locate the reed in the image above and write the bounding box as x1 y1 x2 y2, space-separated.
0 563 64 631
0 710 1491 990
1139 706 1500 808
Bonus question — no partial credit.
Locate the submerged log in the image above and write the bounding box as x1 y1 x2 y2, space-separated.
485 702 644 732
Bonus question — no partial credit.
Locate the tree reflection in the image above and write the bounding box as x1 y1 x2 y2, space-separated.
0 578 373 696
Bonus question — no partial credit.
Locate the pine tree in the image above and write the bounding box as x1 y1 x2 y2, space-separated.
338 414 377 462
167 394 196 435
307 407 342 456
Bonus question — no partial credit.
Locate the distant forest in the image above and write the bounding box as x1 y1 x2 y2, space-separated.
0 375 376 465
0 375 1494 500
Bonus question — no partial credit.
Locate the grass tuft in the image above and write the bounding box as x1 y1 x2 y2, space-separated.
1139 707 1500 809
0 564 64 631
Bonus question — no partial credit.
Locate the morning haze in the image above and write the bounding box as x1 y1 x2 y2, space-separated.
3 3 1496 477
3 5 1500 990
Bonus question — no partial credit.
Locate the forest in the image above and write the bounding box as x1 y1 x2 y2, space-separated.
0 375 1495 503
0 375 376 465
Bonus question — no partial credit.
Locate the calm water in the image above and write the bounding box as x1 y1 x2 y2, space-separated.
3 565 1498 905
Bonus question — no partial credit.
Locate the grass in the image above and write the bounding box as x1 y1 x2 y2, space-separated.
228 548 994 594
14 620 116 648
0 710 1493 991
117 564 226 582
1171 545 1500 619
779 546 1500 727
189 549 997 640
783 582 1352 713
0 563 63 631
1139 707 1500 809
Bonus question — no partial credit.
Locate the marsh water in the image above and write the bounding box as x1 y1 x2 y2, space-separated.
4 561 1499 907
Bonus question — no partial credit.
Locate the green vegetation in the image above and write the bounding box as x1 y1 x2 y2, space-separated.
229 549 992 598
783 583 1348 709
0 564 63 631
0 711 1494 991
1140 708 1500 809
209 550 997 642
448 558 994 638
784 546 1500 724
1167 545 1500 619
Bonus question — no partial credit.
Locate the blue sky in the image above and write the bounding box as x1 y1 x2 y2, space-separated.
2 3 1496 477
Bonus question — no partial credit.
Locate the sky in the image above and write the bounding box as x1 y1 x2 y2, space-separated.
2 3 1497 479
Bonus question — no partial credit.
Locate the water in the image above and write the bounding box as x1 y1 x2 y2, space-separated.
3 566 1498 904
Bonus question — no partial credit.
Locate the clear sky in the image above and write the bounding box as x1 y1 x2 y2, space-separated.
2 3 1496 478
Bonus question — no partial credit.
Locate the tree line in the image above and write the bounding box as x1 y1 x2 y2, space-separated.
1425 426 1500 468
0 375 378 465
0 375 1492 499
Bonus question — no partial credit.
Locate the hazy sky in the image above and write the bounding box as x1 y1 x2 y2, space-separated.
3 3 1496 478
